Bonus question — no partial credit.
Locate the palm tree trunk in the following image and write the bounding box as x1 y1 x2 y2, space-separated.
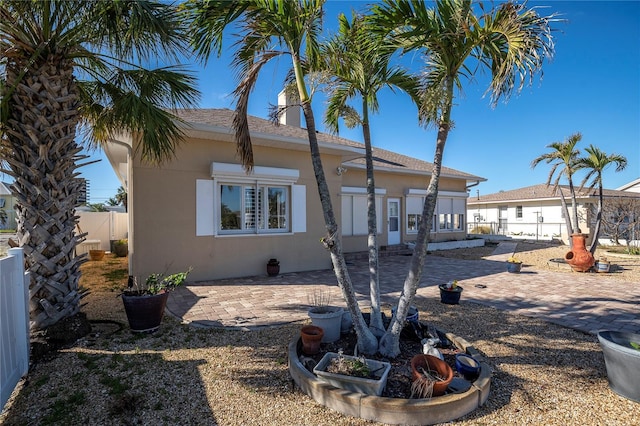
4 55 85 330
557 187 574 248
569 177 580 234
379 78 454 358
299 100 378 355
589 182 604 254
362 104 384 337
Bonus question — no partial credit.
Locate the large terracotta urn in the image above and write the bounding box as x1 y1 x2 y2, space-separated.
564 234 595 272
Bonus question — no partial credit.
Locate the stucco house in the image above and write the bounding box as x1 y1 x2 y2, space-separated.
104 103 484 281
467 184 640 242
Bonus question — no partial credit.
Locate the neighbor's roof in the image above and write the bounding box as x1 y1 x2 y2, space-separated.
468 184 640 205
172 108 484 182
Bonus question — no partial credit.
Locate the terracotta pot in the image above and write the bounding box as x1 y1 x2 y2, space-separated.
410 354 454 397
300 325 324 355
564 234 595 272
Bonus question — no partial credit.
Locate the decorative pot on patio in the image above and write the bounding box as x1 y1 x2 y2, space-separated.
564 234 595 272
438 283 463 305
506 257 522 273
300 325 324 355
266 258 280 276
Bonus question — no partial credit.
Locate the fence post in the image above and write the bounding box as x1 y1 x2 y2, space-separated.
8 247 29 375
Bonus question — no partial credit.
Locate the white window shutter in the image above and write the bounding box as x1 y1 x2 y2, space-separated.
292 184 306 233
196 179 215 236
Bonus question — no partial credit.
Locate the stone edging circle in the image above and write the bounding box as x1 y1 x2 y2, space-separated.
288 332 491 425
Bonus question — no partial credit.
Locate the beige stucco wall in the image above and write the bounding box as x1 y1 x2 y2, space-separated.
339 169 468 252
130 135 345 282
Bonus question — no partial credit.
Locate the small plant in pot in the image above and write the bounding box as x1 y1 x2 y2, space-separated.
307 290 343 343
121 268 191 333
438 280 463 305
112 239 128 257
506 256 522 273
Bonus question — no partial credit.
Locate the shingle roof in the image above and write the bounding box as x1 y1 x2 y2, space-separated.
468 183 640 204
172 108 484 181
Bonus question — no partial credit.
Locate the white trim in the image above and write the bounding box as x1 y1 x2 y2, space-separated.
211 162 299 183
405 188 467 197
340 186 387 195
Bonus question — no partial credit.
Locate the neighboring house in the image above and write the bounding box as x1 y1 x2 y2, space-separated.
617 178 640 193
467 184 640 243
0 181 16 230
104 100 484 281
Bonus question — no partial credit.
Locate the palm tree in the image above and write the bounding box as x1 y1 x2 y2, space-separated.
187 0 379 354
1 0 199 329
531 133 582 243
575 145 627 254
320 12 419 337
371 0 556 357
115 186 128 211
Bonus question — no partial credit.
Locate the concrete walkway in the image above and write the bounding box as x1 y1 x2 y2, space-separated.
167 247 640 336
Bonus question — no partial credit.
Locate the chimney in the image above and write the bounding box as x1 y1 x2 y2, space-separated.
278 88 301 127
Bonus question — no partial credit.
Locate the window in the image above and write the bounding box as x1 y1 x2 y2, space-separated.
437 196 465 232
516 205 523 219
406 196 436 233
195 163 304 237
219 183 289 233
341 187 384 236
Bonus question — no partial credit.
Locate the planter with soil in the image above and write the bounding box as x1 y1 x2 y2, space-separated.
289 320 491 425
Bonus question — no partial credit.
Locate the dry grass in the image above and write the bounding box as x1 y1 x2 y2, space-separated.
2 249 640 425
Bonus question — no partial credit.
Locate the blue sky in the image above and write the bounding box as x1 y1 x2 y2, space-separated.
79 0 639 203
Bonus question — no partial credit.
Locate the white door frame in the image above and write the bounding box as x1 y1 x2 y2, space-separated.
387 198 401 245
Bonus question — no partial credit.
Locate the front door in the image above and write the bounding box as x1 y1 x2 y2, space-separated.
387 198 401 245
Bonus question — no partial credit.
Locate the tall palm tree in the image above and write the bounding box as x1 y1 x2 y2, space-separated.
531 133 582 243
187 0 379 354
575 145 627 254
371 0 556 357
320 12 419 337
0 0 199 329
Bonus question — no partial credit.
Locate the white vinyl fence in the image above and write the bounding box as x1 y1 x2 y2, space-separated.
76 211 128 253
0 248 30 412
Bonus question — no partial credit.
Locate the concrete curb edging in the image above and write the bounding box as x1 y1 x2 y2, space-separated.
288 333 491 425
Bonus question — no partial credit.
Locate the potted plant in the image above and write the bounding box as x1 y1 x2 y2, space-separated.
595 256 611 273
121 268 191 333
506 256 523 273
267 258 280 276
438 280 463 305
410 354 454 397
313 350 391 396
307 291 343 343
112 238 128 257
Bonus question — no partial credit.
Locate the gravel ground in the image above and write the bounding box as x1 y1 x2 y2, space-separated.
2 243 640 425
